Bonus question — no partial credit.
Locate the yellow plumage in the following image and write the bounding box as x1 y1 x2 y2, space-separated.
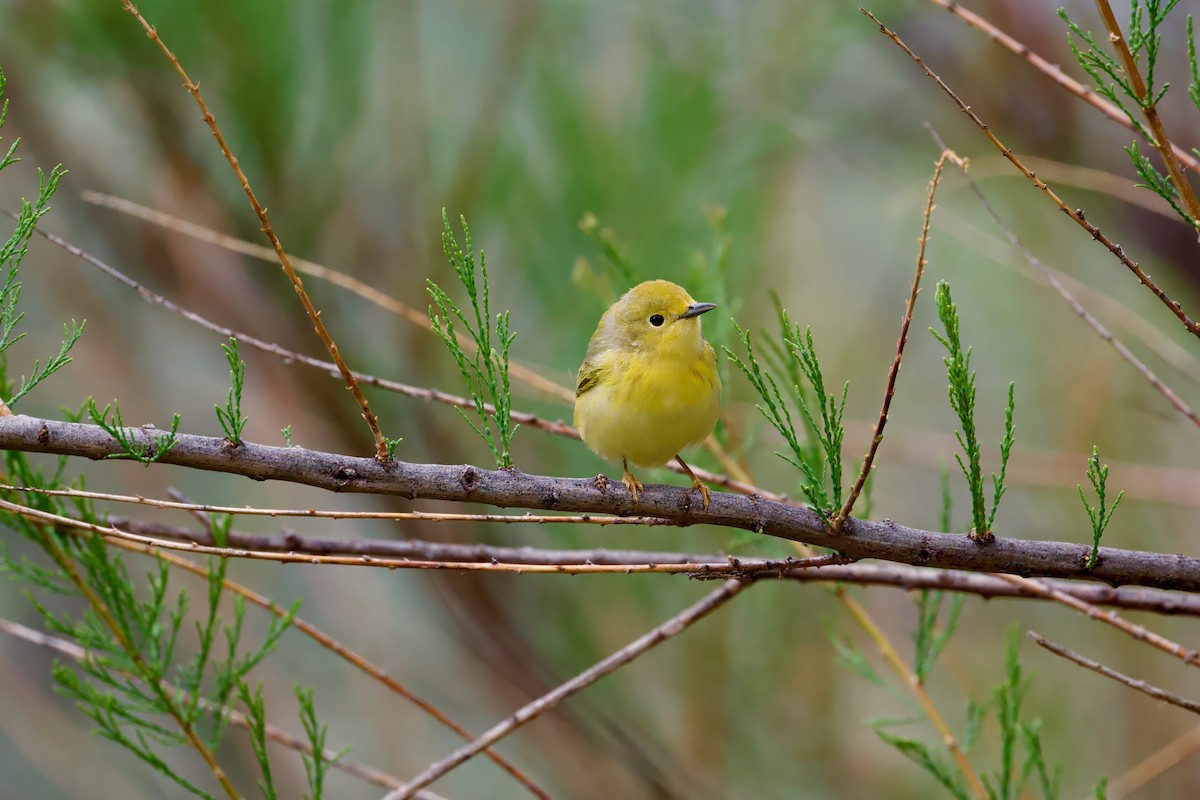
574 279 721 507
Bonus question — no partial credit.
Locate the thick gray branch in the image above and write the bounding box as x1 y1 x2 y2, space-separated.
2 415 1198 592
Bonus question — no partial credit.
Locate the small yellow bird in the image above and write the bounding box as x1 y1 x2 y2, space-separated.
574 279 721 508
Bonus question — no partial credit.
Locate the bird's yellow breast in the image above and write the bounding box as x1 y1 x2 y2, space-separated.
574 346 720 467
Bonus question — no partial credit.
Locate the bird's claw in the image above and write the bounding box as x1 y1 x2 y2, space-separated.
621 468 644 503
691 477 712 511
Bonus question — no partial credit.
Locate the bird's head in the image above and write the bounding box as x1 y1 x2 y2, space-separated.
609 279 716 357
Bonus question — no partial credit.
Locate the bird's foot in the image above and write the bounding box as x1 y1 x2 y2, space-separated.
621 460 644 503
675 453 712 511
690 476 712 511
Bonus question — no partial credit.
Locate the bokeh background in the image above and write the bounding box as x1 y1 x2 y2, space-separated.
2 0 1200 797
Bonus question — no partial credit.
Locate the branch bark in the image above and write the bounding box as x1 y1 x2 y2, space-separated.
3 416 1199 592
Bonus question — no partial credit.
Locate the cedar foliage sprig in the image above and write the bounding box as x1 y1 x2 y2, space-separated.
87 397 181 465
428 210 518 468
1078 447 1125 570
0 66 85 410
214 337 248 444
931 281 1015 541
1061 0 1199 227
726 307 847 522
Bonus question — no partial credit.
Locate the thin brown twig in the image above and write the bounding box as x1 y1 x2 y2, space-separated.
385 579 748 800
1029 631 1200 715
1092 0 1200 231
926 125 1200 430
834 149 954 530
79 190 575 404
1107 724 1200 800
861 7 1200 337
6 482 678 526
118 0 390 459
96 520 1200 616
998 574 1200 668
2 496 846 576
18 218 771 501
927 0 1200 174
0 618 412 793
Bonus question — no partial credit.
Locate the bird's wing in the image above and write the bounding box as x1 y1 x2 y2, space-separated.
576 307 616 398
575 357 608 398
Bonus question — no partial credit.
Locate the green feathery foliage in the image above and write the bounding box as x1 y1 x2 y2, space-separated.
725 310 847 522
214 337 248 444
0 66 84 410
238 681 278 800
1061 0 1198 227
87 397 181 465
931 281 1015 540
1078 446 1125 570
913 589 965 685
297 686 344 800
981 628 1061 800
428 210 518 468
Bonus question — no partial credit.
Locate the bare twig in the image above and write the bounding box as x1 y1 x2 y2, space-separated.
385 579 748 799
926 126 1200 430
862 8 1200 337
79 190 574 404
998 574 1200 667
4 415 1200 590
1 497 847 576
927 0 1200 174
119 0 390 459
1029 631 1200 715
1108 724 1200 799
1093 0 1200 231
89 517 1200 616
834 149 954 530
7 482 678 526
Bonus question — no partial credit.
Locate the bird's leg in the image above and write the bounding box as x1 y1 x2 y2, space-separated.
621 457 644 503
674 454 712 510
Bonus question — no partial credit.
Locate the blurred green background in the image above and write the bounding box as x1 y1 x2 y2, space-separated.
2 0 1200 797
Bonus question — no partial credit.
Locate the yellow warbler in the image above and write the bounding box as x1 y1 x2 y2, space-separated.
574 279 721 508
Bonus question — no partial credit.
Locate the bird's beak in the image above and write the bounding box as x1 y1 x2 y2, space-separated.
681 302 717 319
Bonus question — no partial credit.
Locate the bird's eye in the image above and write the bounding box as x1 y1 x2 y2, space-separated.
649 314 665 327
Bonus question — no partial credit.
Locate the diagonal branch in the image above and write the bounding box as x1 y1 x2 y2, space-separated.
3 415 1200 591
862 7 1200 337
927 126 1200 430
999 574 1200 667
385 579 748 799
834 148 953 529
1029 631 1200 715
